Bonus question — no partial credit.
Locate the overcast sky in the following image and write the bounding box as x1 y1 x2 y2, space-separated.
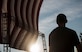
0 0 82 52
39 0 82 41
39 0 82 52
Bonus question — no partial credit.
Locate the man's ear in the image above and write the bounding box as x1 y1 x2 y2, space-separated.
65 19 67 23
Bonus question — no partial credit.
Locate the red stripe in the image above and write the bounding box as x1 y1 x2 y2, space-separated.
37 0 43 31
0 0 3 43
13 0 23 48
8 0 43 51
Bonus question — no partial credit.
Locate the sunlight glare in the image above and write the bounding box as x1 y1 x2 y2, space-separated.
30 43 40 52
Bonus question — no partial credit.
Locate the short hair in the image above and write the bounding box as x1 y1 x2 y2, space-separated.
56 14 67 24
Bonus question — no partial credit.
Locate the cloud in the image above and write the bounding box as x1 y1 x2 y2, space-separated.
40 0 82 18
39 0 82 52
40 0 71 14
39 0 82 35
39 14 58 34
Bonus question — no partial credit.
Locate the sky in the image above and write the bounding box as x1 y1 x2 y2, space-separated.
39 0 82 42
39 0 82 52
0 0 82 52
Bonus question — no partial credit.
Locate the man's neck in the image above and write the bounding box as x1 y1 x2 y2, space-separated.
58 23 65 27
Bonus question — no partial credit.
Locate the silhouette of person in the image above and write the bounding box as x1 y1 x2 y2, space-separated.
49 14 82 52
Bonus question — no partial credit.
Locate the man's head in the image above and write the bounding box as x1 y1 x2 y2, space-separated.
56 14 67 24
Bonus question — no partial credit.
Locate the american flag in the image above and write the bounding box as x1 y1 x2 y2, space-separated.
0 0 43 51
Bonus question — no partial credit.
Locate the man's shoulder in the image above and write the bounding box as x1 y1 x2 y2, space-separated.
50 27 76 35
49 27 60 36
51 27 59 32
52 27 76 32
65 27 76 33
49 27 58 36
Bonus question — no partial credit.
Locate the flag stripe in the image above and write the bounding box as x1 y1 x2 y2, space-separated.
0 0 3 43
0 0 43 51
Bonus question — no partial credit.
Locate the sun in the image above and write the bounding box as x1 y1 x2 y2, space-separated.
29 43 40 52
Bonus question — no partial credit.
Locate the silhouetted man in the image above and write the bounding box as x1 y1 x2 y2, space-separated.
49 14 82 52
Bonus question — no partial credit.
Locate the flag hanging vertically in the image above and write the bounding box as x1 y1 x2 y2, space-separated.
0 0 43 51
